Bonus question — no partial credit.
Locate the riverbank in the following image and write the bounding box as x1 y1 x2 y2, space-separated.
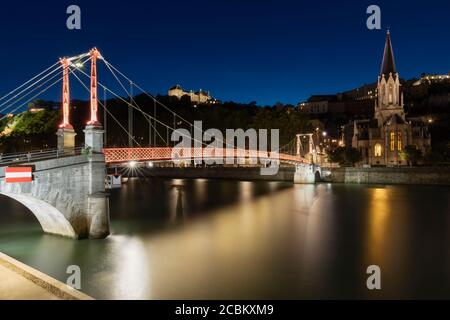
324 167 450 186
0 252 93 300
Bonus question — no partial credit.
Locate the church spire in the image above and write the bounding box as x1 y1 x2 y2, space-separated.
380 29 397 77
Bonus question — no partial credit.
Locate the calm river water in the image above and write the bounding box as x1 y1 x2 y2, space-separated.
0 178 449 299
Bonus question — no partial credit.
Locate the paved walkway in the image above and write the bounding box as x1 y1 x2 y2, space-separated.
0 264 60 300
0 252 93 300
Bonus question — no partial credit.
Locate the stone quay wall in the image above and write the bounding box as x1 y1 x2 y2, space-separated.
323 167 450 186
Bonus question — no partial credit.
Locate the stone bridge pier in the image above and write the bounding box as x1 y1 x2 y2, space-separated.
294 164 322 184
0 127 109 239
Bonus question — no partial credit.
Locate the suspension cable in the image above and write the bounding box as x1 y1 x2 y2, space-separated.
102 58 193 127
0 61 60 104
70 70 142 147
0 57 92 121
73 66 194 146
102 58 157 139
100 58 239 149
76 56 290 153
0 64 63 114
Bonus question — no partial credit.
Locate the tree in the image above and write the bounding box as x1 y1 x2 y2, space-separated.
328 146 361 167
423 151 444 166
401 145 422 167
345 147 362 166
328 146 346 165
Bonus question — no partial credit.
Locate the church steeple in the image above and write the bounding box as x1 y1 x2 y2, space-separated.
376 29 404 126
380 30 397 77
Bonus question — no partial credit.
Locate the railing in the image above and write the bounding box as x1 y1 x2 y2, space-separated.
0 147 85 167
103 147 307 165
0 146 310 167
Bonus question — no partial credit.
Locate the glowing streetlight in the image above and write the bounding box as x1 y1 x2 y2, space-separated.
128 161 137 168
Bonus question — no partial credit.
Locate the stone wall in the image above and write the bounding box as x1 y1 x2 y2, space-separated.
0 153 109 239
323 167 450 186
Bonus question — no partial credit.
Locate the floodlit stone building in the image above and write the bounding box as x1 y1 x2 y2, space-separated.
168 84 214 104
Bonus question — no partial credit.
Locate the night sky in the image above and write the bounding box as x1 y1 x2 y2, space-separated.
0 0 449 106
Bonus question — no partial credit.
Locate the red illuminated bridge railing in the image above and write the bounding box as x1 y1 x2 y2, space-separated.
102 147 306 165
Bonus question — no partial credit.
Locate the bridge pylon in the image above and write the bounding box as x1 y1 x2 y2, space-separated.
57 57 76 152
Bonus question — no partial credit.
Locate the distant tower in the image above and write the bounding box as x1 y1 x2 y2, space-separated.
375 30 405 126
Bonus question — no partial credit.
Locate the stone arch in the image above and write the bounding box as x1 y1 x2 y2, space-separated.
314 170 322 182
0 192 76 238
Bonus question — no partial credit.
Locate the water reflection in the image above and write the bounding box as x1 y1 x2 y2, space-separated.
367 187 390 262
170 184 185 223
113 236 150 299
0 181 449 299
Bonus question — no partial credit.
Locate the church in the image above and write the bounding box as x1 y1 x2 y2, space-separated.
351 31 431 166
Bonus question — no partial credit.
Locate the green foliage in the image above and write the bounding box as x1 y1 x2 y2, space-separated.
11 110 59 136
0 118 7 133
0 110 60 152
328 146 362 166
81 146 92 157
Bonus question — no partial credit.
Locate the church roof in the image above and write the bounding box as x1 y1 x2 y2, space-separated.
380 30 397 78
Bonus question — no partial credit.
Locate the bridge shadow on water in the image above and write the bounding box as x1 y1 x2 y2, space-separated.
108 177 295 237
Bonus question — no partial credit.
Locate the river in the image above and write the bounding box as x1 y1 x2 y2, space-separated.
0 178 449 299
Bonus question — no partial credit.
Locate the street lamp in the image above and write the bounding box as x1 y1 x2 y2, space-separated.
128 161 137 168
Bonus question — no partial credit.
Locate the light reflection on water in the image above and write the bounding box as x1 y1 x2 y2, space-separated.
0 178 449 299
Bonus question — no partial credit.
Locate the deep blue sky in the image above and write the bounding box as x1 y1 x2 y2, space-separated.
0 0 449 106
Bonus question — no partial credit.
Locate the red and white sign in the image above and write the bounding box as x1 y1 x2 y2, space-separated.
5 167 33 183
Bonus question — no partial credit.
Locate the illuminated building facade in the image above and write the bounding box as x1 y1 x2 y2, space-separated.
351 31 431 166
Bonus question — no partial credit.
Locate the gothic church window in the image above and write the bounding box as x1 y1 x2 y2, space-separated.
374 144 382 157
390 132 395 151
388 85 393 103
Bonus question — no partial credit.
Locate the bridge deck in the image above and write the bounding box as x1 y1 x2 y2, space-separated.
102 147 306 165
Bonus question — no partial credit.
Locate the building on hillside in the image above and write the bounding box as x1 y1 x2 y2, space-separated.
168 84 219 104
351 30 431 166
299 89 376 118
299 95 346 115
343 83 378 101
300 95 335 114
412 73 450 86
402 73 450 109
28 104 45 113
